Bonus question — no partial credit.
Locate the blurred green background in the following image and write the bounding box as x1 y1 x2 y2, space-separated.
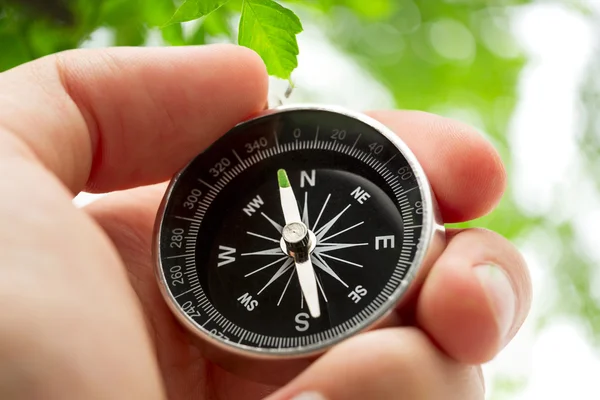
2 0 599 398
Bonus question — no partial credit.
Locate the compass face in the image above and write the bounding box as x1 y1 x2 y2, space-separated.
155 106 434 356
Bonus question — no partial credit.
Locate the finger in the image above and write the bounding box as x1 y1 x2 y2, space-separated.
0 161 165 398
0 44 268 193
366 110 506 222
82 183 195 399
265 327 484 400
83 184 280 400
416 228 532 363
0 45 265 398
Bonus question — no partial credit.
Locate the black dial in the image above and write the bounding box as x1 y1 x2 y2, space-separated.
155 107 432 355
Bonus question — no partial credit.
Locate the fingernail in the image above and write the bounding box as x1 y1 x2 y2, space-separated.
473 264 516 340
291 391 327 400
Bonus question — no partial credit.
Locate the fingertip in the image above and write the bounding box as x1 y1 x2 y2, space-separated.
416 228 530 364
175 43 269 117
417 258 501 363
426 114 507 222
232 44 269 78
212 43 270 111
443 117 507 220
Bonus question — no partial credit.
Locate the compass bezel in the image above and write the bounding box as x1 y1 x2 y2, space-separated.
153 104 445 365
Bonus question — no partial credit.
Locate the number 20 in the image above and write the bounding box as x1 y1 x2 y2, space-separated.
331 129 347 140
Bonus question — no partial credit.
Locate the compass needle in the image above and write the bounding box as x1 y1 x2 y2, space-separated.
295 258 321 317
277 169 302 223
154 106 442 381
278 168 321 318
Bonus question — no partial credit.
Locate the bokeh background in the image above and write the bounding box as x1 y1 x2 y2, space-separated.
2 0 599 398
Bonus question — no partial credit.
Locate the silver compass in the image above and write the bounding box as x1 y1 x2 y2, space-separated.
153 105 445 383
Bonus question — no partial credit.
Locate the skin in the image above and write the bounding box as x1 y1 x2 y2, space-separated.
0 44 532 400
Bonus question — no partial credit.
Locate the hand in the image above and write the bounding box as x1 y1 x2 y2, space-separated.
0 45 531 400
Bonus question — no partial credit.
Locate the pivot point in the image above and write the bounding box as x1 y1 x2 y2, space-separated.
282 222 308 245
280 223 316 261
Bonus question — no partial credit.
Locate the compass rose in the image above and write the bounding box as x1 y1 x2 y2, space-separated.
241 169 368 318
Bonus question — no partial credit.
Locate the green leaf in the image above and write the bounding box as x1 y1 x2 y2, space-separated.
203 6 234 40
114 23 146 46
142 0 178 27
238 0 303 80
165 0 230 26
162 23 186 46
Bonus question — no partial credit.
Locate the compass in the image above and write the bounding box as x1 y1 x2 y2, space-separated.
153 105 445 383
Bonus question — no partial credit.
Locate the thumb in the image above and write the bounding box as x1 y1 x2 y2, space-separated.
0 44 267 193
264 328 484 400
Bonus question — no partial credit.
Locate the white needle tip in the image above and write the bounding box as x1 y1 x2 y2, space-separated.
308 299 321 318
296 259 321 318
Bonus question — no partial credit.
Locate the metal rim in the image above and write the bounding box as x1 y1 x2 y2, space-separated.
152 104 443 359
